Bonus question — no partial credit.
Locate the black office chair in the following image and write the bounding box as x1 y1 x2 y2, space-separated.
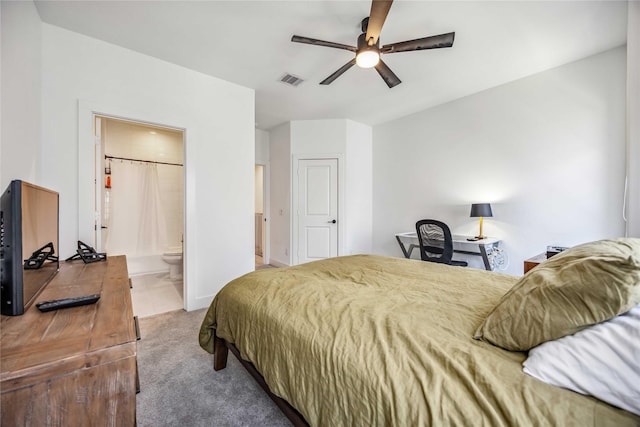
415 219 468 267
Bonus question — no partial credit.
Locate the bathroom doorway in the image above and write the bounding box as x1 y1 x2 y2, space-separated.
254 163 271 270
95 115 185 317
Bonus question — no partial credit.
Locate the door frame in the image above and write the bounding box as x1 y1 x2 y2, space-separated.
291 153 345 265
255 162 270 265
78 100 188 309
94 116 103 251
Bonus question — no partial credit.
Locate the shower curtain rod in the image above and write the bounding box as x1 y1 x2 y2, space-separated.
105 155 183 167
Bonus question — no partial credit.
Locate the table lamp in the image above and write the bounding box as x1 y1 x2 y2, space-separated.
470 203 493 240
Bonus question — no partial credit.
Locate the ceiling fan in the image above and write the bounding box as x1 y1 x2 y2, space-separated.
291 0 455 88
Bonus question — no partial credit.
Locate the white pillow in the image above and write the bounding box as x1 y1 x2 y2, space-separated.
523 304 640 416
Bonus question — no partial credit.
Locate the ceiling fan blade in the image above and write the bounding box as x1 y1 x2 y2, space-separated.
374 59 401 88
291 35 356 52
381 32 455 54
320 59 357 85
365 0 393 45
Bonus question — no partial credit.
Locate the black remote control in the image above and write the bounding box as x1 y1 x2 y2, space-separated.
36 294 101 312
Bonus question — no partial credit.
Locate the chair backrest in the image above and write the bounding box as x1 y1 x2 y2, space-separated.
415 219 454 264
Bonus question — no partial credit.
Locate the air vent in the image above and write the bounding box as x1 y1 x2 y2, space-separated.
279 73 304 87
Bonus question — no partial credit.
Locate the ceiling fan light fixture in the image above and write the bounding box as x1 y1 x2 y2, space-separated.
356 48 380 68
291 0 455 87
355 32 380 68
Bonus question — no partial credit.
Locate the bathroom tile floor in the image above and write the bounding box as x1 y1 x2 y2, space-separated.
130 272 183 318
131 258 275 318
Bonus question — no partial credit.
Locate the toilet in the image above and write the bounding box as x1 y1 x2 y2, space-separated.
162 245 183 279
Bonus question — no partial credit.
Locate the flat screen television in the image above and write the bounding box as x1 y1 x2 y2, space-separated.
1 180 59 316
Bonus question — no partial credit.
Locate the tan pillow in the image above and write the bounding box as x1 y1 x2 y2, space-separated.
474 238 640 351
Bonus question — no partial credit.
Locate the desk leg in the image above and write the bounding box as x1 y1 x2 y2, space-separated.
395 236 420 259
396 236 410 258
479 243 499 271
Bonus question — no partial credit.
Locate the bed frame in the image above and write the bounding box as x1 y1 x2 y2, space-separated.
213 334 309 426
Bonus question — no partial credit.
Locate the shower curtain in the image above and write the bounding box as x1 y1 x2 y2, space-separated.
105 160 167 257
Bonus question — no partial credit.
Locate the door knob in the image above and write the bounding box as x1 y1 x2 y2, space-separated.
328 219 337 224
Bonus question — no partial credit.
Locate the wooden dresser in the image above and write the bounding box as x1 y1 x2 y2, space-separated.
1 255 137 426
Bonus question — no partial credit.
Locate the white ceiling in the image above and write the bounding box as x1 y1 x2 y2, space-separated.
34 1 628 130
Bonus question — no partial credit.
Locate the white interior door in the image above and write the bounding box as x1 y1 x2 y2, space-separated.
297 158 338 263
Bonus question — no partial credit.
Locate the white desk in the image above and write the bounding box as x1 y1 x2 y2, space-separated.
395 232 501 271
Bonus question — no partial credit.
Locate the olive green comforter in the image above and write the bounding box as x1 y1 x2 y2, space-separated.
199 255 639 426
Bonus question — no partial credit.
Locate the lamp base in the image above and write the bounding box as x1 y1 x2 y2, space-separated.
474 235 487 240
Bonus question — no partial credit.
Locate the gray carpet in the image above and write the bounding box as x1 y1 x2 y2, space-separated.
136 308 291 427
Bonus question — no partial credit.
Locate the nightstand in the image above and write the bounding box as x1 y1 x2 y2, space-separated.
524 253 548 274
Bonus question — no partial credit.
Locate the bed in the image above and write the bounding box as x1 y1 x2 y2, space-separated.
199 246 640 426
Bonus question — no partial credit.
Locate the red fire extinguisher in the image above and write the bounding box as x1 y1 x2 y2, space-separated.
106 176 111 188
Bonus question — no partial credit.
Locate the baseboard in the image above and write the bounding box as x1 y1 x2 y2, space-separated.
268 259 289 268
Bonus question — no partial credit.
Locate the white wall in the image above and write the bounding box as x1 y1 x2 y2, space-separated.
345 120 373 255
291 120 347 154
373 47 627 275
1 1 41 188
269 122 291 266
627 1 640 237
255 128 270 165
273 119 373 263
38 24 254 310
255 129 268 214
290 120 347 264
